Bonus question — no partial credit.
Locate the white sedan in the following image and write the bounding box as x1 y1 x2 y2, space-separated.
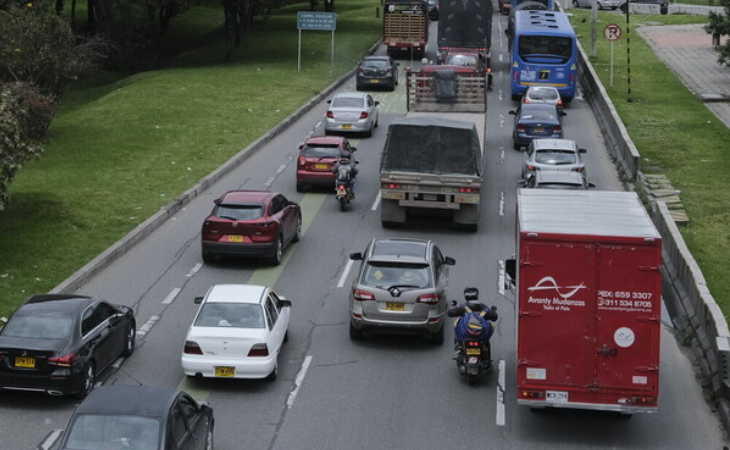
181 284 291 381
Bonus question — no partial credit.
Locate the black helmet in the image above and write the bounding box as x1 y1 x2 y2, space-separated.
464 286 479 302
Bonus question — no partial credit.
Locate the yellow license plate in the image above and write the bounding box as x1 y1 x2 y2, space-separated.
342 124 352 130
227 235 244 243
466 348 481 355
533 127 545 133
314 163 329 170
15 356 35 368
386 303 405 311
370 79 380 83
214 366 235 377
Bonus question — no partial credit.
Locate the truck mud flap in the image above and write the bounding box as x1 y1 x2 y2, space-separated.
381 198 407 228
453 204 479 231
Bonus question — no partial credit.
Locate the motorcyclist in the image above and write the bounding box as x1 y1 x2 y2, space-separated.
447 286 498 360
332 156 358 197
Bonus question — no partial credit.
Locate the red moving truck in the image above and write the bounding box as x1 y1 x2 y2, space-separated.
512 189 661 414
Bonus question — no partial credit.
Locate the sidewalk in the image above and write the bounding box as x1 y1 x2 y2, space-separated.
638 23 730 129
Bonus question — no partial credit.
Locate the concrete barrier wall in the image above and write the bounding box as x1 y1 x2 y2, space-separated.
575 24 730 432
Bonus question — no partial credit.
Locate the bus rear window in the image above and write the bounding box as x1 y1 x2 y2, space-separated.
518 36 572 62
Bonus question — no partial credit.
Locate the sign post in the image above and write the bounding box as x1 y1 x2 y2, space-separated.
297 12 337 73
603 23 622 87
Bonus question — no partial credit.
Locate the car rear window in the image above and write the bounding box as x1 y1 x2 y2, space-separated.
1 316 72 339
362 60 388 68
521 110 557 121
371 241 427 258
331 97 364 108
65 414 160 450
194 303 265 328
302 144 342 158
214 204 263 221
362 264 431 289
535 150 577 165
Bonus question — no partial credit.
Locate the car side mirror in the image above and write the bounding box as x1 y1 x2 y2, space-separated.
214 199 221 205
396 62 400 66
444 256 456 265
298 144 304 150
349 252 363 261
560 111 567 117
327 100 332 104
351 146 357 152
508 110 516 115
518 178 528 187
355 160 361 164
505 258 516 288
194 297 204 304
375 101 380 106
279 299 292 308
587 182 597 189
579 148 587 153
450 300 458 306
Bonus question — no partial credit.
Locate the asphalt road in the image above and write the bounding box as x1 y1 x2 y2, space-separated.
0 14 727 450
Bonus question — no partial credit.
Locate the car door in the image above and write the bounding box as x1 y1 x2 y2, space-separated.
277 195 298 244
175 394 210 450
264 294 285 354
270 291 290 343
80 305 112 370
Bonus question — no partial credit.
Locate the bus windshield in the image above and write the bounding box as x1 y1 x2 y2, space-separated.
518 35 572 63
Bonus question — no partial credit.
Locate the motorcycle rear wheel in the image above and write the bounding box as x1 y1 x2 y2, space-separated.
339 197 347 211
467 373 479 386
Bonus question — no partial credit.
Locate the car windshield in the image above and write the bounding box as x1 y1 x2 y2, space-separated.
64 414 160 450
362 264 431 289
214 204 263 221
331 97 364 108
362 60 388 68
194 303 265 328
1 315 72 339
302 144 342 158
535 150 577 165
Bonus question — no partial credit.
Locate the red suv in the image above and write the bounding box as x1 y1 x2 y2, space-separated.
296 136 356 192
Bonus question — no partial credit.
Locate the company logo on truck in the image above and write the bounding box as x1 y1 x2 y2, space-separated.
526 276 586 311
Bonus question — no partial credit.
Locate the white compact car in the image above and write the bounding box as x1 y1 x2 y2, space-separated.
181 284 291 381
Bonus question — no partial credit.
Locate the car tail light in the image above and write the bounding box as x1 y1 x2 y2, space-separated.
353 289 376 301
48 353 77 367
326 111 334 118
516 124 526 132
184 341 204 355
557 98 563 107
249 222 277 242
572 167 585 173
248 343 269 357
359 112 370 119
554 126 563 134
298 157 306 166
526 165 537 172
416 293 440 305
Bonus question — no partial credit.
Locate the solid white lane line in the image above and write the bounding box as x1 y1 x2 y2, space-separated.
337 259 355 288
162 288 181 305
497 359 506 426
186 263 202 278
287 355 313 408
371 191 381 211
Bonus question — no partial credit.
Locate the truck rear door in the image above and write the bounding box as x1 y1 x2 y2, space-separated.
594 244 661 394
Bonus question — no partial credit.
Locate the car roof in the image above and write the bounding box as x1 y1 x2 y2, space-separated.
204 284 267 305
18 294 95 315
220 190 274 204
304 135 347 146
531 138 578 151
74 385 179 418
367 238 431 263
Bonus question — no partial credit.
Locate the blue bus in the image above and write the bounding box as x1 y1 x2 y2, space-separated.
510 10 578 103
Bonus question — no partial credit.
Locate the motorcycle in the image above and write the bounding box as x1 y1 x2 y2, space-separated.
452 300 496 385
335 182 354 211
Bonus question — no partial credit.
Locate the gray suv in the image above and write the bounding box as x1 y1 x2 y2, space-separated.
348 238 455 344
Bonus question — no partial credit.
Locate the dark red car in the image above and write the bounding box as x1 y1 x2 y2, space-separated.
296 135 356 192
201 190 302 265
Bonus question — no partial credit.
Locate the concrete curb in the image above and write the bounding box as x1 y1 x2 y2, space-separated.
50 40 382 295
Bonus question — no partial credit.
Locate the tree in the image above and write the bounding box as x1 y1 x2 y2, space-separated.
705 0 730 67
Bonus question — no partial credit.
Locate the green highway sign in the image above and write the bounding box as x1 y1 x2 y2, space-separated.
297 12 336 31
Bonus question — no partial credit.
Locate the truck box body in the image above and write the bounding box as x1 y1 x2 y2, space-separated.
383 0 429 57
515 189 661 414
437 0 493 59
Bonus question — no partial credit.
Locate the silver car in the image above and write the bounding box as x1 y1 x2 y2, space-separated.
325 92 380 137
348 238 455 344
522 138 587 179
573 0 621 9
522 85 564 111
521 170 596 190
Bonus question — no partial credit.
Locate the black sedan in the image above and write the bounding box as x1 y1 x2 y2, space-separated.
509 102 566 150
0 294 135 398
355 56 399 91
57 385 214 450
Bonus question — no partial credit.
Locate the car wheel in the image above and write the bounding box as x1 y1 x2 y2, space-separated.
269 236 283 266
356 83 364 91
292 215 302 243
202 250 216 264
349 321 364 340
121 323 136 357
75 362 96 399
324 129 331 136
266 358 278 381
296 182 305 193
205 428 214 450
513 140 521 151
430 326 445 345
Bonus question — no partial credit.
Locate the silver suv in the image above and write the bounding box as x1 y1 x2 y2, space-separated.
522 138 587 179
348 238 455 344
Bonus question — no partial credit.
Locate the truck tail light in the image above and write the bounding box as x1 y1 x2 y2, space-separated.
519 390 544 400
384 183 403 189
458 187 477 193
353 289 376 301
248 343 269 357
416 293 440 304
631 396 656 406
184 341 204 355
359 112 370 119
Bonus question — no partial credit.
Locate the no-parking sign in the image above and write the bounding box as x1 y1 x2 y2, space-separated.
604 23 622 41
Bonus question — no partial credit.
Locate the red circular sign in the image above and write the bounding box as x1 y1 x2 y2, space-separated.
604 23 622 41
